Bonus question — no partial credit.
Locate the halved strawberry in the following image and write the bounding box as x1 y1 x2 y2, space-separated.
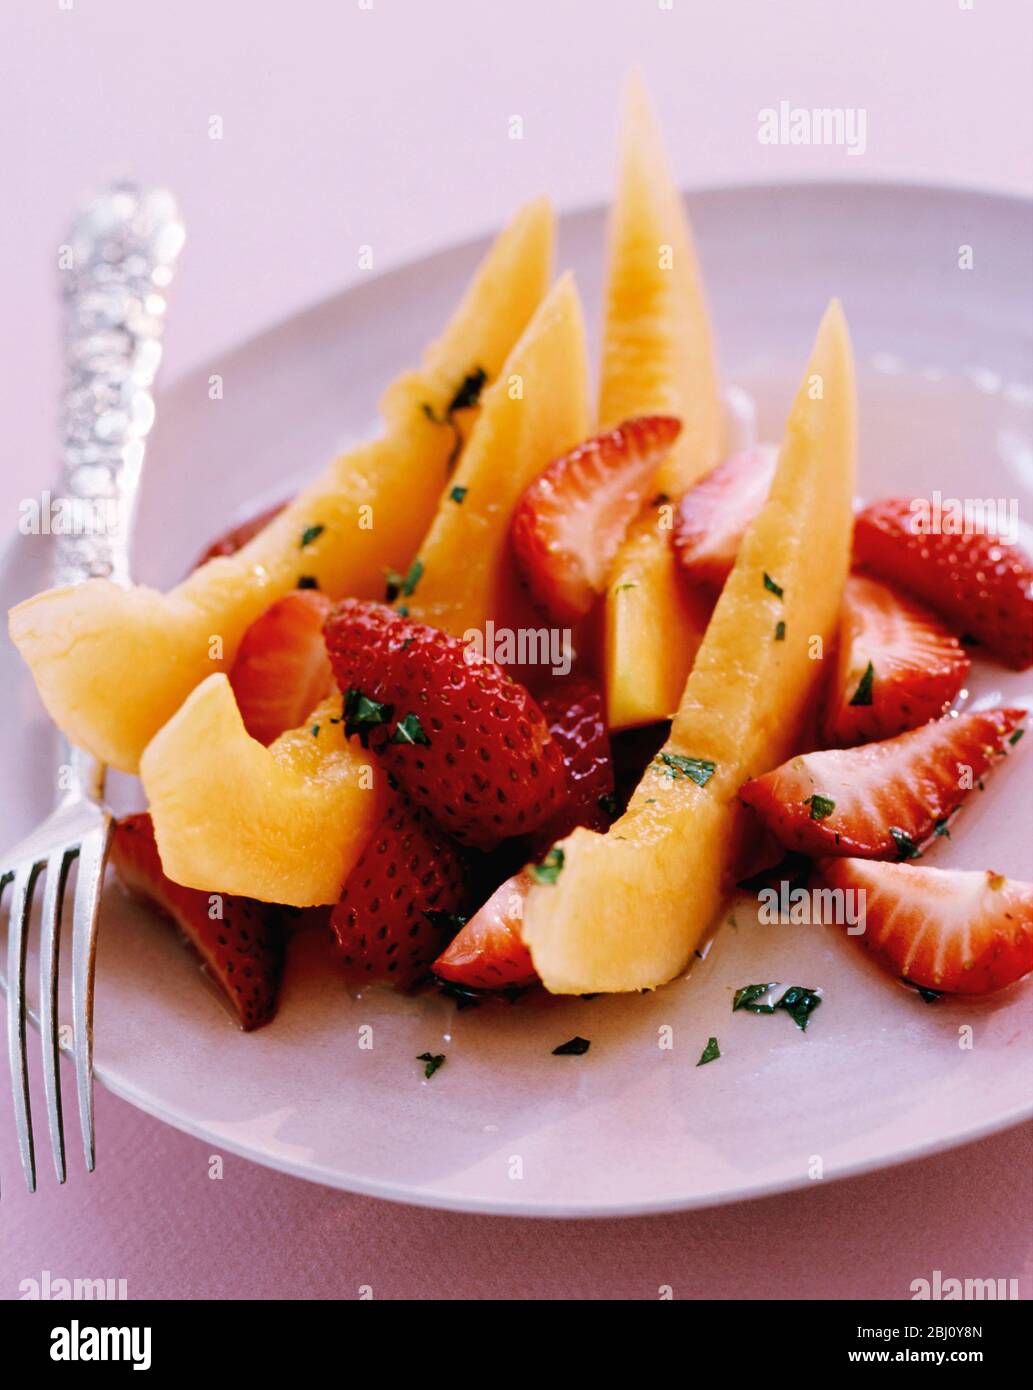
510 415 681 622
192 499 290 570
822 574 970 746
433 869 537 990
740 708 1026 859
854 496 1033 670
331 789 467 985
324 599 567 849
671 443 779 593
111 812 284 1029
228 589 334 745
537 674 614 837
819 858 1033 995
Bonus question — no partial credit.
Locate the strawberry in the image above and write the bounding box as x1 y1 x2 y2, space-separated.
331 789 467 985
192 499 290 569
853 496 1033 670
819 858 1033 995
740 708 1025 859
324 599 567 849
671 444 779 593
510 416 681 622
822 574 970 746
228 590 335 744
433 869 537 990
536 674 614 837
111 813 284 1029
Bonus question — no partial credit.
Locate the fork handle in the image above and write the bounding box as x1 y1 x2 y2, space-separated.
54 184 185 589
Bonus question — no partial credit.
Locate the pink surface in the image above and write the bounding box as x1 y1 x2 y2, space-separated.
1 0 1031 1299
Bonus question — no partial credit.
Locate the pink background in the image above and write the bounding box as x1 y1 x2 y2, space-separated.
1 0 1031 1299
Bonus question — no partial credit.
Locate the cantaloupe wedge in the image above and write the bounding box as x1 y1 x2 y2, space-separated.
9 200 554 773
140 676 384 905
521 300 856 993
599 73 725 730
403 272 591 638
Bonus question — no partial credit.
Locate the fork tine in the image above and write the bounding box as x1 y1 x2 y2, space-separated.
6 863 41 1192
39 851 73 1184
71 829 110 1172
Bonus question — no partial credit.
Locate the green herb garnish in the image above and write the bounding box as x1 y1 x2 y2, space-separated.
417 1052 445 1079
449 485 468 503
385 557 424 603
300 523 325 549
903 978 943 1004
297 575 319 590
531 847 565 884
421 366 488 467
774 620 786 641
552 1036 590 1056
343 687 392 747
696 1037 721 1066
654 752 716 787
425 910 467 935
733 982 822 1030
933 818 951 838
1009 728 1025 746
391 712 431 746
849 661 875 706
763 572 784 598
598 792 620 818
808 793 836 821
311 724 320 737
889 826 920 860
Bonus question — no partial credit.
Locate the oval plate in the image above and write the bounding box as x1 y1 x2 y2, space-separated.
2 183 1031 1216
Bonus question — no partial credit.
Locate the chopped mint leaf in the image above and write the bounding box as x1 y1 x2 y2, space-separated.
449 485 468 503
733 982 779 1014
300 523 325 549
849 661 875 707
1009 728 1025 746
448 366 488 414
650 492 670 507
396 605 409 617
343 687 392 747
903 977 943 1004
391 712 431 746
385 557 424 603
933 818 951 838
297 575 319 590
417 1052 445 1079
774 620 786 641
808 793 836 821
763 572 784 598
531 847 565 885
613 582 638 593
734 982 822 1029
552 1035 590 1056
889 826 920 860
311 724 320 737
654 752 716 787
598 792 620 817
696 1037 721 1066
778 985 822 1031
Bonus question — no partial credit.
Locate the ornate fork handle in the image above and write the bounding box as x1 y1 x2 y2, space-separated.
54 184 185 589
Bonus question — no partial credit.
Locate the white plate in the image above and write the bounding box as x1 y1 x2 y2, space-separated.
2 183 1032 1216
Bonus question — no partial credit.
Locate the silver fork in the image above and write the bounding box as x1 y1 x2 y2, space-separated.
1 184 184 1192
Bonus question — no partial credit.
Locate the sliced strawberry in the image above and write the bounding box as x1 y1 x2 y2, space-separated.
823 574 970 746
510 416 681 622
433 869 537 990
671 444 779 593
331 789 467 985
854 496 1033 670
192 499 290 570
537 674 614 837
324 599 567 849
819 858 1033 995
111 813 284 1029
740 708 1025 859
228 590 334 745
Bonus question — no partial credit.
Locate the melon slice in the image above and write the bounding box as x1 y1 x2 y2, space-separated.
599 72 725 729
9 199 554 773
521 301 856 993
140 676 385 906
403 272 591 637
